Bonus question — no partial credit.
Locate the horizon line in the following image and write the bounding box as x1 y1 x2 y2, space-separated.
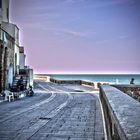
34 73 140 75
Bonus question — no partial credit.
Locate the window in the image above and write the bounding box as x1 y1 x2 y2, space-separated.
7 8 9 20
0 0 2 8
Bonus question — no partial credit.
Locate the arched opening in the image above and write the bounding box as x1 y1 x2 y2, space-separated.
0 44 4 92
4 47 8 89
15 53 17 66
8 63 14 86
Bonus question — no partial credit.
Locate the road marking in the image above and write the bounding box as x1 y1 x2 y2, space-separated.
14 83 73 140
96 94 107 140
0 85 56 123
37 84 51 92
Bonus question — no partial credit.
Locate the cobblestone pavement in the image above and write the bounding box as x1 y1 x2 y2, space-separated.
0 81 105 140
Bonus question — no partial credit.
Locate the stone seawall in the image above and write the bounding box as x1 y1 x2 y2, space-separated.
111 84 140 102
100 85 140 140
111 84 140 92
50 77 95 87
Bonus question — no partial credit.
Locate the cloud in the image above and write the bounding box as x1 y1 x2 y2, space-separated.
95 34 129 44
64 0 86 3
107 0 134 6
79 0 134 9
42 27 93 38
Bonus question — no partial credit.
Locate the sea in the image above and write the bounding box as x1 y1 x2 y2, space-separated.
40 74 140 85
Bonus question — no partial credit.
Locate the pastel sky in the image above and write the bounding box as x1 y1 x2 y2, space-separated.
10 0 140 74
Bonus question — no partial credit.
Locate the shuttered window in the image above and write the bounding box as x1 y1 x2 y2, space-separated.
0 0 2 8
7 8 9 19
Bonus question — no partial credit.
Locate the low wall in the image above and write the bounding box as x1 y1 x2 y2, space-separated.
50 78 94 87
50 78 81 84
34 75 50 82
100 85 140 140
111 84 140 102
111 84 140 93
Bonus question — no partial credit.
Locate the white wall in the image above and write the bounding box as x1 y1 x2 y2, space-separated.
25 69 33 87
0 0 9 23
0 9 2 23
1 22 20 75
29 69 33 87
19 53 26 69
14 44 19 65
8 63 14 86
1 22 19 44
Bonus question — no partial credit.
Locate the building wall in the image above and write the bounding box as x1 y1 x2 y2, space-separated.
29 69 33 87
0 0 23 91
0 0 9 23
14 44 20 74
0 9 2 23
0 31 14 90
0 0 33 92
0 41 4 92
1 22 21 76
19 53 25 69
1 22 19 44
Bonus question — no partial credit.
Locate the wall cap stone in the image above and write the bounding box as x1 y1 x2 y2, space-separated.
101 85 140 140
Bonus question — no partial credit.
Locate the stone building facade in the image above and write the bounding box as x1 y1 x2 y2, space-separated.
0 27 15 91
0 0 33 93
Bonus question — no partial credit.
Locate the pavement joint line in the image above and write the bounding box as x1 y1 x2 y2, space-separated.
1 82 105 140
94 93 107 140
37 84 51 93
0 85 56 123
38 82 95 94
21 100 69 134
13 83 73 140
38 83 74 102
42 82 73 101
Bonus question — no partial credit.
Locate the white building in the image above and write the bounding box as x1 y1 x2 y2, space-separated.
19 47 26 69
0 0 33 92
0 0 9 23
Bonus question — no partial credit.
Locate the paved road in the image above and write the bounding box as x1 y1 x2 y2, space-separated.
0 80 105 140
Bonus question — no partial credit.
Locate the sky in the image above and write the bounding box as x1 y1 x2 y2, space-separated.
10 0 140 74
